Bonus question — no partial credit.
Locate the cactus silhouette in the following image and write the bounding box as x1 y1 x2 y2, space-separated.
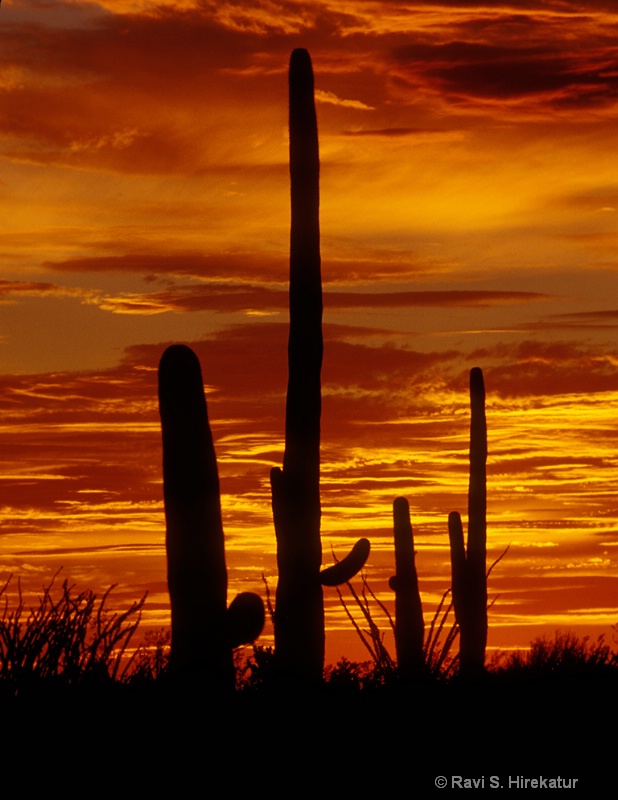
158 344 264 689
270 48 370 684
448 366 487 677
388 496 425 680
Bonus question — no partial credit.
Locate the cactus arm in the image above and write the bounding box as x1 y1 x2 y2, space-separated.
159 344 264 687
388 497 425 679
447 509 467 634
319 538 371 587
227 592 265 649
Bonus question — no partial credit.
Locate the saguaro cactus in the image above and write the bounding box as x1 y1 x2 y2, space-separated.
270 48 369 684
448 366 487 677
388 496 425 680
159 344 264 689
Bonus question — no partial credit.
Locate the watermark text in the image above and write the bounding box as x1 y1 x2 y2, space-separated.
434 775 579 789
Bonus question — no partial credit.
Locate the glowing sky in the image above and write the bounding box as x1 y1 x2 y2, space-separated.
1 0 618 662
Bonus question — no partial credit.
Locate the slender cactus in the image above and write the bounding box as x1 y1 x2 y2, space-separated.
448 366 487 677
159 344 264 689
388 496 425 680
270 48 369 684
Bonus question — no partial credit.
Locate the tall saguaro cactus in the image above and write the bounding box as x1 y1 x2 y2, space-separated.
448 366 487 677
389 497 425 680
159 344 264 689
270 48 369 684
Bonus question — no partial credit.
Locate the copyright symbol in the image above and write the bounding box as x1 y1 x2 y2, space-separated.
435 776 448 789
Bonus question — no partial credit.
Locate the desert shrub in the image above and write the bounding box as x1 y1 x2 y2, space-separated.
0 573 145 691
127 627 171 683
235 644 276 691
499 630 618 677
336 574 459 682
324 657 391 692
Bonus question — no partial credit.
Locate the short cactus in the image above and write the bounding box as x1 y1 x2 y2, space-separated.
388 496 425 680
159 344 264 689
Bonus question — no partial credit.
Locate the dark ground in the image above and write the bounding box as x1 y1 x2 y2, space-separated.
0 673 612 792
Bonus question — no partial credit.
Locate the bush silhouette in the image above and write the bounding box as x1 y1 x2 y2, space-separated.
499 630 618 677
0 573 144 692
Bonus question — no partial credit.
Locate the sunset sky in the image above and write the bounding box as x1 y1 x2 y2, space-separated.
1 0 618 663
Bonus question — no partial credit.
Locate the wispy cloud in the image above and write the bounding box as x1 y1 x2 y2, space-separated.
315 89 375 110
